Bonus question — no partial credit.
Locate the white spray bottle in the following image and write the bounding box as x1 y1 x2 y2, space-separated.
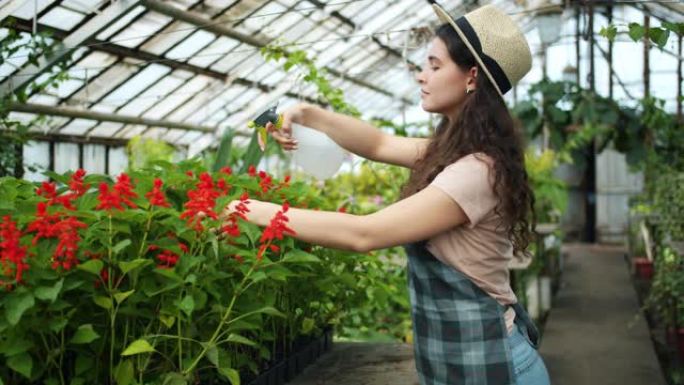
249 104 346 180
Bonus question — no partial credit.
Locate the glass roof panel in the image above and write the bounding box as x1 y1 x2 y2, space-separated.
38 6 85 30
114 71 186 116
187 36 236 67
97 6 148 40
59 118 98 135
166 29 217 61
70 59 142 106
89 122 125 137
143 75 212 120
237 1 288 34
11 0 54 19
98 64 172 109
110 11 172 48
116 124 146 139
139 20 194 55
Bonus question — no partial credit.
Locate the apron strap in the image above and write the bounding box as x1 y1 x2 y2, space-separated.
511 302 541 349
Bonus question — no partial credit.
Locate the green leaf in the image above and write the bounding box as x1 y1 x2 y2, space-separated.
224 334 257 347
206 344 219 367
162 372 187 385
0 334 33 356
112 239 132 254
93 295 113 310
75 354 93 375
5 291 35 325
114 290 135 305
121 339 155 356
114 360 134 385
159 314 175 328
35 278 64 303
301 317 315 334
7 352 32 379
648 27 670 48
628 22 645 41
218 367 240 385
599 25 617 42
239 130 265 174
177 295 195 317
77 259 103 276
282 249 320 263
119 258 152 274
212 131 235 171
70 324 100 344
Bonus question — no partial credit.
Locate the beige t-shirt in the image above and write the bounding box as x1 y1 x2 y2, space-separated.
426 153 518 332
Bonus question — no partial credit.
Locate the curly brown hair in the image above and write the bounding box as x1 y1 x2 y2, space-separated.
400 24 536 257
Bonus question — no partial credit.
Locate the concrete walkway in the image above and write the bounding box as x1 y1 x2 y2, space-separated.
288 342 419 385
539 243 666 385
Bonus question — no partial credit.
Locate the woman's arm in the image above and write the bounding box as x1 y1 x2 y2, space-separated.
226 186 468 252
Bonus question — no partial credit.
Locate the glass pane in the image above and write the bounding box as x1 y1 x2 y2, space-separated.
39 6 85 30
97 6 147 40
54 142 80 174
89 122 125 137
166 30 217 61
59 118 98 135
117 74 186 116
99 64 171 108
140 21 194 55
110 11 172 48
188 36 239 68
108 146 128 175
11 0 54 19
23 141 50 182
83 144 106 174
143 76 212 120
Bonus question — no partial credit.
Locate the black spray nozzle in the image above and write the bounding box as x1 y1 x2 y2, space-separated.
253 105 279 127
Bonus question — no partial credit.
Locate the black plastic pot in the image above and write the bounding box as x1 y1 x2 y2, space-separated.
248 327 333 385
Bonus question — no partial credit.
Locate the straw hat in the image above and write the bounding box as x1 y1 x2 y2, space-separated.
428 1 532 98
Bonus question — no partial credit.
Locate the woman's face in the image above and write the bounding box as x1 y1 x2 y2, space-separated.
415 37 477 118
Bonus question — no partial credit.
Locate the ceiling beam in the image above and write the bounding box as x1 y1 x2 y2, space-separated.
9 102 250 136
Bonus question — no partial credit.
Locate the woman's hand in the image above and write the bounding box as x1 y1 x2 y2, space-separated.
223 198 278 227
266 103 310 151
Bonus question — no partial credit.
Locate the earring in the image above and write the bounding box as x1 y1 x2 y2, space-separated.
465 88 474 94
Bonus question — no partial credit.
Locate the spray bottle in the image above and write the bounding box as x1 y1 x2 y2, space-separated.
248 104 346 180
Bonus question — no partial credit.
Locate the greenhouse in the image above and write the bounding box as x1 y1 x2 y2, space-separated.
0 0 683 384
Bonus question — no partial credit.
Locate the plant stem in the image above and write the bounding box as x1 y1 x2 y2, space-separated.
137 211 154 258
107 214 115 384
182 260 259 375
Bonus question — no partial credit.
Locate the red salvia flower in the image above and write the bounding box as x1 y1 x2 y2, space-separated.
51 216 87 271
156 250 179 269
0 216 29 284
96 183 123 211
69 169 89 197
219 166 232 176
180 172 220 231
37 181 77 210
145 178 170 208
26 202 62 244
258 171 273 193
220 193 251 238
113 173 137 208
179 243 189 253
248 165 257 177
256 202 296 260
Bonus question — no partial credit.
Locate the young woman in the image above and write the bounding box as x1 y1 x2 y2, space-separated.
224 3 551 385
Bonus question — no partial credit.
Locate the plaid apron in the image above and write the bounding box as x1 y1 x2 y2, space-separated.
405 240 540 385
